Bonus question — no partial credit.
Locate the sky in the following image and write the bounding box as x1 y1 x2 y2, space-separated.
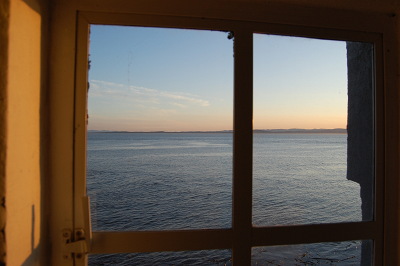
88 25 348 132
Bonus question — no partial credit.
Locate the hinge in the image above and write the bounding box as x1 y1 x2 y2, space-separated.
62 229 88 260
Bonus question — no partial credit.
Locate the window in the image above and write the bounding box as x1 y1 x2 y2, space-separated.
87 26 234 234
70 10 389 266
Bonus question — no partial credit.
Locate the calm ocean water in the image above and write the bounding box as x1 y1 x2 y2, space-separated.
87 132 364 265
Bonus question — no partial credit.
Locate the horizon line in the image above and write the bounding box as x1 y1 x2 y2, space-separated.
88 128 347 133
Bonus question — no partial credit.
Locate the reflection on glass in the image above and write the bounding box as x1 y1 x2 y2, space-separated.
252 240 372 265
89 249 232 266
87 26 233 231
253 35 374 225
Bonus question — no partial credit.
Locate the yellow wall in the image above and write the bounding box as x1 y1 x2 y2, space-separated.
0 0 9 264
6 0 48 264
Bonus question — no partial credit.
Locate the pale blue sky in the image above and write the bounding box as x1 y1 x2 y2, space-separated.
88 25 347 131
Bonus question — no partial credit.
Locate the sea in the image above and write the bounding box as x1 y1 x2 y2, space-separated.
87 132 367 265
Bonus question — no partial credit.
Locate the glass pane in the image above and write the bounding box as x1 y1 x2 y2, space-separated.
252 240 372 265
87 26 233 231
89 249 232 265
253 35 374 226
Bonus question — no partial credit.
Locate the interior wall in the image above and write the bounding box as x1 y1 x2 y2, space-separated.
264 0 399 12
0 0 9 265
5 0 49 265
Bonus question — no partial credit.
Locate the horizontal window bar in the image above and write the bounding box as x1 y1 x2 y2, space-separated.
91 229 233 253
80 11 383 44
252 222 378 246
91 222 377 254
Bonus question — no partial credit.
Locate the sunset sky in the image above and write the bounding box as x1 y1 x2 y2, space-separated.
88 25 347 132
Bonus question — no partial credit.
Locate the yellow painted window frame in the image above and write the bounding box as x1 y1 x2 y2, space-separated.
70 8 397 266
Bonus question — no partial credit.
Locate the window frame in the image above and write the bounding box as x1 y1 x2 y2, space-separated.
70 8 394 266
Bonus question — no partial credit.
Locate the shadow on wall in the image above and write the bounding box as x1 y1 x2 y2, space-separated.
21 205 39 266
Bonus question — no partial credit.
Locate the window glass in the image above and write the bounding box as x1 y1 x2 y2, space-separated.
85 23 376 264
253 35 374 225
87 26 233 231
89 249 232 265
252 240 372 265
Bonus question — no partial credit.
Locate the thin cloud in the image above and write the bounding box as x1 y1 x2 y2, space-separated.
89 80 210 107
170 102 187 108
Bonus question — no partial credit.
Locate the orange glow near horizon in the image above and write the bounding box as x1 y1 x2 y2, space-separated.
88 27 348 132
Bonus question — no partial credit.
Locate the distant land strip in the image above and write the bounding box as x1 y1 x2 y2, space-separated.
89 128 347 134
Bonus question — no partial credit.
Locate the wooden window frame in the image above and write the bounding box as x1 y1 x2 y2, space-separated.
64 6 398 266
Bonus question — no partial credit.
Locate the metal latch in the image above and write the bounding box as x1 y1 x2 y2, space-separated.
62 196 92 260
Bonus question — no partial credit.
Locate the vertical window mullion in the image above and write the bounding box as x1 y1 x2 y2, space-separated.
232 30 253 265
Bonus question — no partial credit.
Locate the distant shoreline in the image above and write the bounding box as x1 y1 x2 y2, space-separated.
88 128 347 134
